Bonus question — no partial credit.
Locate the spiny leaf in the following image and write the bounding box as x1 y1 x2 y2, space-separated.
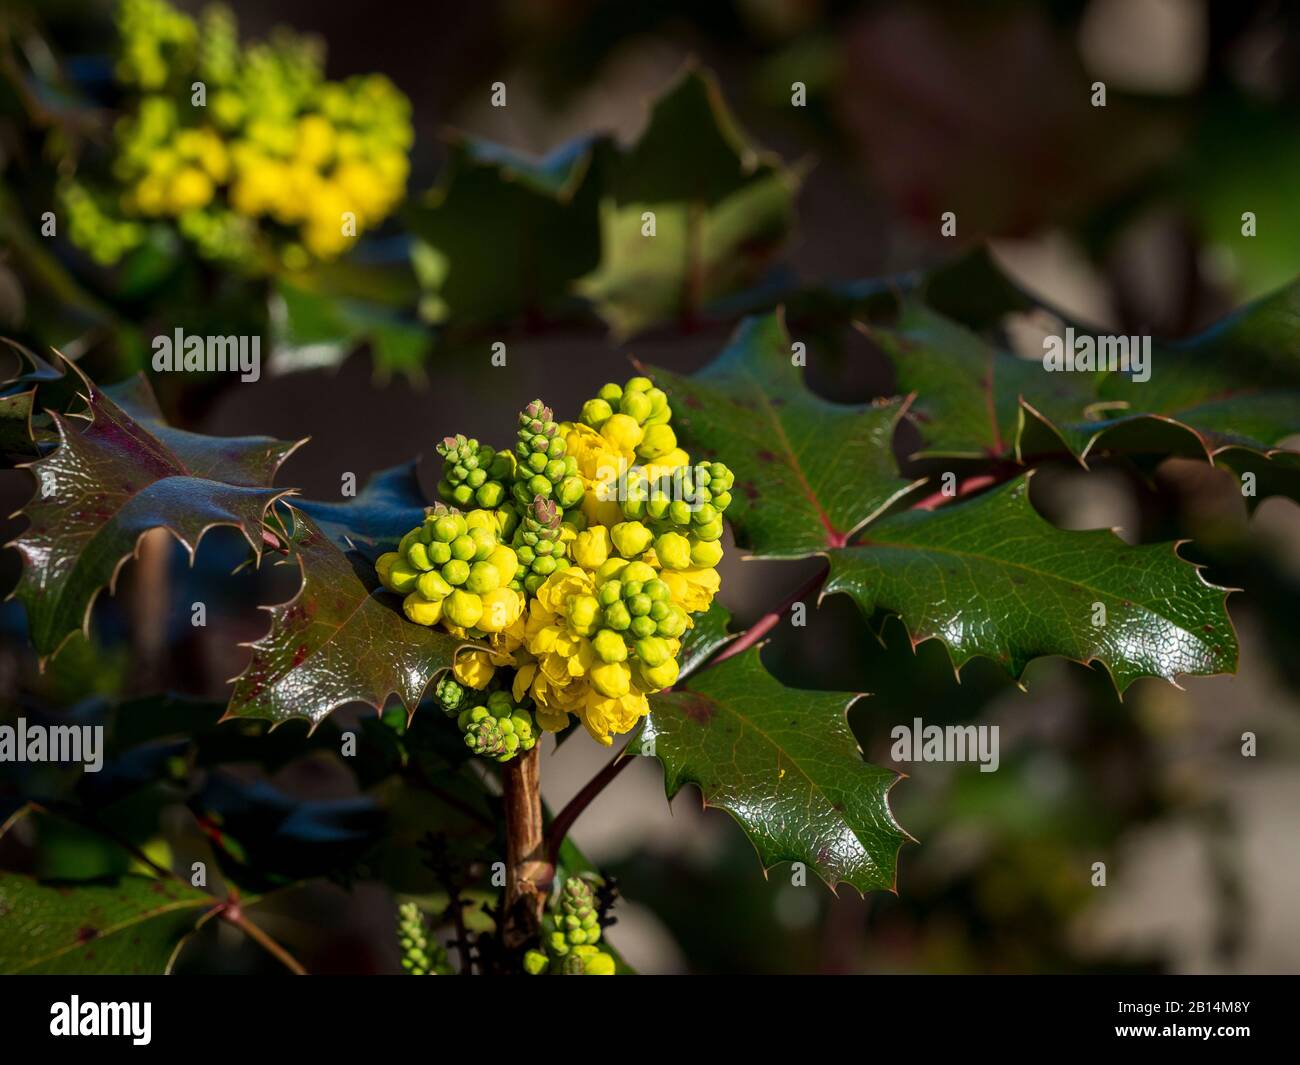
7 370 300 658
578 67 799 336
295 461 428 554
650 311 923 558
406 135 600 328
867 298 1096 460
1085 275 1300 458
0 870 214 974
642 647 907 895
824 476 1237 690
225 506 469 727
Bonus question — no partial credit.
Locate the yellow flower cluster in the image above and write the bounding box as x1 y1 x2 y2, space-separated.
77 0 412 267
379 379 730 747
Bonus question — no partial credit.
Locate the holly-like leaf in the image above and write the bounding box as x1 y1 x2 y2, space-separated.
225 506 470 727
578 67 799 336
269 277 429 378
0 817 215 976
7 369 300 658
641 647 907 894
1085 276 1300 458
650 311 924 558
867 299 1096 460
406 135 601 328
824 476 1237 689
295 461 428 555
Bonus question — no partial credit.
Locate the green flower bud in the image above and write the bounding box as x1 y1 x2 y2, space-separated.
695 518 724 542
690 538 723 568
597 382 622 404
443 589 483 629
625 375 653 393
657 605 689 638
654 532 692 570
465 561 500 594
432 514 462 542
610 521 654 558
523 950 548 976
556 476 585 509
604 602 631 631
629 616 657 639
406 541 433 571
619 389 652 423
580 398 613 428
567 594 601 636
646 496 671 521
426 540 452 566
638 423 677 459
635 636 671 667
417 571 453 601
476 481 505 508
592 629 627 663
597 580 622 607
640 656 679 690
464 715 506 758
667 499 693 527
627 594 652 617
450 535 476 561
442 559 470 586
644 579 670 602
403 593 442 626
468 527 496 561
435 674 468 713
621 561 657 584
387 560 421 594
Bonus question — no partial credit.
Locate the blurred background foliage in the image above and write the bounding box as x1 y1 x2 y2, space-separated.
1 0 1298 973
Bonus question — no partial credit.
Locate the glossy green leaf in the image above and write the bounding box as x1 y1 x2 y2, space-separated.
226 506 470 727
824 476 1237 689
406 135 600 327
269 277 429 378
9 370 299 658
641 647 906 894
0 869 214 974
650 311 923 558
868 299 1096 460
578 67 799 336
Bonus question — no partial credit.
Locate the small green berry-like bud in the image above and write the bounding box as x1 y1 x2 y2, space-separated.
441 559 470 586
567 594 601 636
690 538 723 568
611 521 654 558
597 382 622 404
464 715 507 757
592 629 628 663
435 674 467 713
465 561 500 594
604 601 631 631
417 570 453 601
638 423 677 459
629 616 657 639
619 389 652 424
443 589 484 629
654 532 692 570
580 398 613 428
635 636 671 667
523 950 549 976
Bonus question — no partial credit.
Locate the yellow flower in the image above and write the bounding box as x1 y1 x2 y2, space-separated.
477 587 523 634
659 566 721 613
572 526 610 570
590 659 631 699
600 414 644 453
578 689 650 745
454 649 497 689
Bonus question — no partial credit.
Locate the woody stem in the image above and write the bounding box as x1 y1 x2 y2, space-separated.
500 745 551 950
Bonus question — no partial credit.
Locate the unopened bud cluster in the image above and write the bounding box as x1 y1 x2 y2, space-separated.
377 378 732 747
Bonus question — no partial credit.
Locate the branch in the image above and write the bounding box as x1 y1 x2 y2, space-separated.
499 746 551 951
713 563 828 665
218 901 308 975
